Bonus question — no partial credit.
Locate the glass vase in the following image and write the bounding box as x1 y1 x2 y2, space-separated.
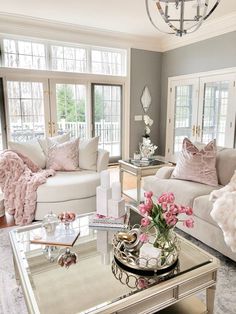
151 226 180 268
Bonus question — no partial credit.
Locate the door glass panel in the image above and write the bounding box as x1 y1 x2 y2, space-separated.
93 85 121 160
7 81 45 141
173 85 193 153
201 81 229 146
56 84 87 139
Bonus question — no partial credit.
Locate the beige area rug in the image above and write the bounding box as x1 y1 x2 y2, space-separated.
0 226 236 314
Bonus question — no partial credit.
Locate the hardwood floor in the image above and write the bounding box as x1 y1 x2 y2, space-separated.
0 165 137 229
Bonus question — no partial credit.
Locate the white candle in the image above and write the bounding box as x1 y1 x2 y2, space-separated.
112 182 121 201
101 170 110 189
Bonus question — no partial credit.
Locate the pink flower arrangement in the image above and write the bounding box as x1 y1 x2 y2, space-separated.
138 191 194 244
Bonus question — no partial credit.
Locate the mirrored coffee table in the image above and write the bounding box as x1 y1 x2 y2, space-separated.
10 212 219 314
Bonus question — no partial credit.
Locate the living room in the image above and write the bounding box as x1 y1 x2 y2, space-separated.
0 1 236 313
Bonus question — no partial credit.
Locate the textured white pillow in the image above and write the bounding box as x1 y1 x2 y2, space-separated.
38 133 70 154
79 137 99 171
8 140 46 169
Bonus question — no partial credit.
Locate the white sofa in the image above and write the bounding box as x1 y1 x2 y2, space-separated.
143 147 236 262
8 135 109 220
35 148 109 220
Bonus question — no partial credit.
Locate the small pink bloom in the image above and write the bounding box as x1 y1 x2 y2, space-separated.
144 191 153 199
161 202 168 211
167 192 175 203
137 278 148 289
183 218 194 228
145 198 153 210
139 233 149 243
165 215 178 226
139 203 148 215
185 207 193 216
141 217 151 227
178 205 187 214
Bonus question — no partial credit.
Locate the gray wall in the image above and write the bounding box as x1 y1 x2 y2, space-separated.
159 31 236 155
130 48 162 156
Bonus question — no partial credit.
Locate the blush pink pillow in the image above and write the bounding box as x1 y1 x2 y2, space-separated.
172 138 218 186
46 138 80 171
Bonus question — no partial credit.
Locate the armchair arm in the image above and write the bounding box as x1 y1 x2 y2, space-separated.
97 149 109 172
155 166 175 179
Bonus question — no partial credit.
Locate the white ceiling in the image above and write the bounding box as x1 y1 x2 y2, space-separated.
0 0 236 39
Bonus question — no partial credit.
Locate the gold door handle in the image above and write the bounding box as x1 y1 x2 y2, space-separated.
52 122 56 135
196 125 201 137
192 125 196 136
48 121 52 135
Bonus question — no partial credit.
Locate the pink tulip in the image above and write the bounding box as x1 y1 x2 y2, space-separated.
167 192 175 203
185 207 193 216
161 202 168 211
139 233 149 243
141 217 150 227
183 218 194 228
139 203 149 215
145 198 153 210
144 191 153 199
165 215 178 226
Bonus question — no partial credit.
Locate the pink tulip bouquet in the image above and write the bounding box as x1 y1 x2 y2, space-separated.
138 191 194 248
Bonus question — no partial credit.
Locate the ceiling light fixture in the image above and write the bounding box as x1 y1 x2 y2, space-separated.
145 0 221 36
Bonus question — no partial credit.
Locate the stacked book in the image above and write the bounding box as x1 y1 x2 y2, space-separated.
89 213 128 229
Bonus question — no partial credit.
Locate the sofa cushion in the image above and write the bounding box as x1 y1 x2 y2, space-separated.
143 176 218 207
216 148 236 186
79 137 99 171
46 138 80 171
172 138 218 186
38 133 70 155
193 195 219 227
8 140 46 169
37 171 100 203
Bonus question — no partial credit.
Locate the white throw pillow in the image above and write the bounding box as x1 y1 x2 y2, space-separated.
38 133 70 154
8 140 46 169
79 137 99 171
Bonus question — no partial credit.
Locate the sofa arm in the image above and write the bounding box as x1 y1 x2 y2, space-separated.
97 149 109 172
155 166 175 179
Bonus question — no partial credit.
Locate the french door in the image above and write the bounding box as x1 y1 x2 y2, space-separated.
5 77 51 142
166 78 199 161
198 75 236 148
166 74 236 161
50 79 89 139
92 84 122 162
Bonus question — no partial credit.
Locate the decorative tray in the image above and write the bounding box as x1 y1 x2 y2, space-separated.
112 230 179 275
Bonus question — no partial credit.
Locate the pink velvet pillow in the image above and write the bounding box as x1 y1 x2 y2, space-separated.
46 138 80 171
172 138 218 186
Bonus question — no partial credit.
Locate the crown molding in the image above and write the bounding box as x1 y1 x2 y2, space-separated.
160 12 236 52
0 12 162 52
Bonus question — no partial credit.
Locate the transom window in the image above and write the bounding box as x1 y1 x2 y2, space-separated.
1 36 127 76
91 49 124 76
51 45 87 73
3 39 46 70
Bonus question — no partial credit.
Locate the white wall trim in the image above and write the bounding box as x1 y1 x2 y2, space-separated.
0 13 162 52
160 12 236 52
167 66 236 83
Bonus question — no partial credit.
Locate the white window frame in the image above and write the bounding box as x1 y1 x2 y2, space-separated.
166 67 236 162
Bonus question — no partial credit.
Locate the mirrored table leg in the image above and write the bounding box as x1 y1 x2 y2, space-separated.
206 284 216 314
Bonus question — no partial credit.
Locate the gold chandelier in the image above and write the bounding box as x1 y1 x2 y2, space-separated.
145 0 221 36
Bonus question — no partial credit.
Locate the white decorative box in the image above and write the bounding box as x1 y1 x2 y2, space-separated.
96 186 112 216
108 198 126 219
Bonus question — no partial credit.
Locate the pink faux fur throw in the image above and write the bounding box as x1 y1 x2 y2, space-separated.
0 150 55 225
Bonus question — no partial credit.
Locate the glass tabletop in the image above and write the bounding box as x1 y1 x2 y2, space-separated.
125 158 167 167
11 213 213 314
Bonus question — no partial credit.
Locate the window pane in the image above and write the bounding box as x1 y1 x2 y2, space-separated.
56 84 87 139
91 49 125 76
7 81 46 141
202 81 230 146
3 39 46 70
173 85 193 153
51 45 87 73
